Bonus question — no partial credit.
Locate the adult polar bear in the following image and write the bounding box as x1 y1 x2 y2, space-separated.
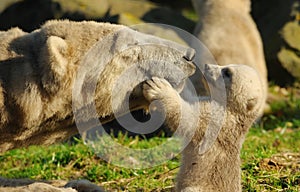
0 20 196 153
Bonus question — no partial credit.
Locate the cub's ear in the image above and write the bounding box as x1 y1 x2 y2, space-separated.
246 98 258 111
41 36 68 94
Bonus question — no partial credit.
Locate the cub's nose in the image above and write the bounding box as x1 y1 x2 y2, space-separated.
183 48 195 61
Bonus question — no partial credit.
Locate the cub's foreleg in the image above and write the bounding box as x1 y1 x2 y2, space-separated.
143 77 200 140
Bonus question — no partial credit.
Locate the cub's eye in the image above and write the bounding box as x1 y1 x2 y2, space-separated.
221 68 232 79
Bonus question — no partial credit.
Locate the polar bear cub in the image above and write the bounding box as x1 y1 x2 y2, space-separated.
143 64 264 192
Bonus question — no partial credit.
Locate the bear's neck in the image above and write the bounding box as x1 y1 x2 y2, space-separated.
176 141 242 192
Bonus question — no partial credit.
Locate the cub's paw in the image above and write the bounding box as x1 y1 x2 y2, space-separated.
143 77 176 102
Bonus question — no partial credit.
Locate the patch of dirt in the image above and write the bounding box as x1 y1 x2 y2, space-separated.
259 152 300 171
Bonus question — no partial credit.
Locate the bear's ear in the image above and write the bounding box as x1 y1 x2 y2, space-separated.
46 36 68 75
246 98 258 111
41 36 68 93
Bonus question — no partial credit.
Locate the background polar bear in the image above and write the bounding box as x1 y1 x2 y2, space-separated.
190 0 268 114
143 64 264 192
0 20 196 153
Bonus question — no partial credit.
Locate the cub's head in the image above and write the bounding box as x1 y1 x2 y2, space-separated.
203 64 264 116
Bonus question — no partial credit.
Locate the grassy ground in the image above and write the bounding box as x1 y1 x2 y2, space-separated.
0 85 300 191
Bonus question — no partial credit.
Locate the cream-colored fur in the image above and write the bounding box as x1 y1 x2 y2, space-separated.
191 0 267 112
143 64 264 191
0 20 196 153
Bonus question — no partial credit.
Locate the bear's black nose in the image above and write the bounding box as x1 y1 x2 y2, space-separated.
183 48 195 61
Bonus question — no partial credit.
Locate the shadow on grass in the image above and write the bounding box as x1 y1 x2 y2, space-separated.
262 98 300 130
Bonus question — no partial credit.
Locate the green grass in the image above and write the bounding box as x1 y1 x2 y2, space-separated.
0 87 300 191
0 137 179 191
241 126 300 191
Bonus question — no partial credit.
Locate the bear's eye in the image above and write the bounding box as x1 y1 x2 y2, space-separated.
221 68 232 79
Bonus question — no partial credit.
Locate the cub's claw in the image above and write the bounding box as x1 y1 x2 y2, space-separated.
143 77 174 102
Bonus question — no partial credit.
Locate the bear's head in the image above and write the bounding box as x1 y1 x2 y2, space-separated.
103 28 196 116
203 64 264 116
69 26 196 119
